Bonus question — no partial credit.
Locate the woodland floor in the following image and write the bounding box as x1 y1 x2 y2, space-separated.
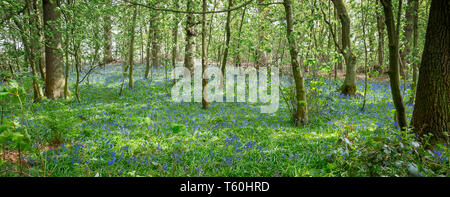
1 63 448 177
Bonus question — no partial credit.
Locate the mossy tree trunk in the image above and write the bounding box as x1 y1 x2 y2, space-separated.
332 0 357 96
283 0 308 126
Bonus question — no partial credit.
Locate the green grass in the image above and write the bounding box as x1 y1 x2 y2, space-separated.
0 64 448 177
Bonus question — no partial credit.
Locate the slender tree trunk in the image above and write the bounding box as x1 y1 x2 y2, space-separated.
332 0 357 96
412 0 449 143
35 0 46 82
140 26 144 64
145 22 152 79
64 32 70 99
128 7 138 89
8 61 15 78
29 0 44 101
74 42 81 102
360 0 369 112
234 6 246 67
333 4 338 80
201 0 209 109
206 0 218 63
171 0 180 83
380 0 407 130
376 0 385 74
43 0 65 99
409 0 419 104
13 2 43 102
221 0 233 76
256 0 268 69
283 0 308 126
400 0 417 81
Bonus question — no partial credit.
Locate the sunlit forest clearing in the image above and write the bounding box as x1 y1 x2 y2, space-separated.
0 0 448 177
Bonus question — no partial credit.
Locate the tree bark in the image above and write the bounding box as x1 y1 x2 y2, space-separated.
409 0 419 103
400 0 417 80
171 0 180 83
151 8 161 81
380 0 408 130
412 0 449 143
234 6 246 67
13 0 43 102
103 0 113 65
35 0 46 82
283 0 308 126
332 0 357 96
221 0 233 76
184 0 195 72
256 0 268 69
201 0 209 109
145 22 152 79
128 7 138 89
376 0 385 74
43 0 65 99
103 14 113 64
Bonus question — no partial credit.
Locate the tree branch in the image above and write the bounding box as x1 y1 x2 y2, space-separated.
123 0 253 14
319 3 343 54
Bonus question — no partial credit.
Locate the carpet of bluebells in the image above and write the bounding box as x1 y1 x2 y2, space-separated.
1 64 448 177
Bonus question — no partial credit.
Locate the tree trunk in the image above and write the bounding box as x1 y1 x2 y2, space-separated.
412 0 449 143
409 0 419 104
103 14 113 64
103 0 113 65
332 0 357 96
206 0 218 63
145 22 152 79
400 0 417 81
64 31 70 99
128 7 138 89
29 0 44 101
184 0 195 72
35 0 46 82
283 0 308 126
151 9 161 81
74 42 81 102
256 0 268 69
221 0 233 75
172 0 180 83
360 0 369 112
234 6 246 67
376 0 385 74
201 0 209 109
43 0 65 99
13 1 43 102
380 0 408 130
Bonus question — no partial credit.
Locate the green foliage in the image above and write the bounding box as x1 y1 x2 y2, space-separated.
0 79 31 151
332 129 448 177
